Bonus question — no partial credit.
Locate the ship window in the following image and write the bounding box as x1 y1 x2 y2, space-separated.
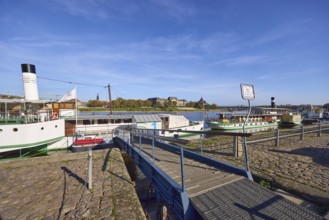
83 120 91 125
13 128 18 132
55 125 58 128
0 129 2 132
66 103 73 108
98 119 108 124
41 127 44 130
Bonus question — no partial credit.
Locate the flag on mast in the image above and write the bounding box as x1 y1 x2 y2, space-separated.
59 88 76 102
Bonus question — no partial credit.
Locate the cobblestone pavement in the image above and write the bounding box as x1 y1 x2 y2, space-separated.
0 148 146 220
188 132 329 211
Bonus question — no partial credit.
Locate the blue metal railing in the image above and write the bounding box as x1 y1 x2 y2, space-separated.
113 136 194 219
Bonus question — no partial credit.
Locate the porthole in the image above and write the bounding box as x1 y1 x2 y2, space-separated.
0 129 3 132
41 127 44 130
13 128 18 132
55 125 58 128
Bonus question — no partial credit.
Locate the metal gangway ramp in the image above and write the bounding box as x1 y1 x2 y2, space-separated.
114 129 323 220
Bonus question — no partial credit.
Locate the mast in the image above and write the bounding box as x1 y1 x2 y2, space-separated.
108 83 112 114
75 86 78 135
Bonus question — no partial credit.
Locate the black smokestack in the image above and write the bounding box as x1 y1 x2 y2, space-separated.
271 97 276 108
21 64 36 74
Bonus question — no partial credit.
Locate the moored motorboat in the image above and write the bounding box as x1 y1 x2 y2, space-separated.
132 114 204 138
206 108 284 131
279 113 302 128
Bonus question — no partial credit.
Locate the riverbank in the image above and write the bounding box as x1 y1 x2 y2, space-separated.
78 107 216 112
186 132 329 215
0 148 146 219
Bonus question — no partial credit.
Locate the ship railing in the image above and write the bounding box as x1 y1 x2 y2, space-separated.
0 110 55 124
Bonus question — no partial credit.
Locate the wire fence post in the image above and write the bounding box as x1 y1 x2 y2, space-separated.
200 133 203 155
88 147 93 190
275 128 280 147
300 125 304 141
152 129 155 163
180 145 186 192
233 136 237 157
139 133 142 152
318 123 321 137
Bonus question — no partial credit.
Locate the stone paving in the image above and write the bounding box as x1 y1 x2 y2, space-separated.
187 132 329 213
0 148 146 220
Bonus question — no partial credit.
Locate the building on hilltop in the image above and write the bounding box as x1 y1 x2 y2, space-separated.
148 97 188 107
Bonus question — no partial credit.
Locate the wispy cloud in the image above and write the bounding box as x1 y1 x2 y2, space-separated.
52 0 197 21
250 20 309 46
147 0 197 19
211 55 267 66
53 0 140 20
256 67 326 82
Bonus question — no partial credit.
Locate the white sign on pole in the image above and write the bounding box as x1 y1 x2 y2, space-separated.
240 83 255 100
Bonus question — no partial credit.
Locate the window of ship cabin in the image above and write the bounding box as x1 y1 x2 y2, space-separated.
66 103 73 109
115 119 121 123
124 119 132 123
111 119 115 123
83 120 91 125
98 119 108 124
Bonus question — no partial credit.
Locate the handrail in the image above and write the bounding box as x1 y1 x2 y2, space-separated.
129 129 189 145
131 128 253 137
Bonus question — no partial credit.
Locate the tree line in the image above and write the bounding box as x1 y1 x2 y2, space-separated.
86 97 219 109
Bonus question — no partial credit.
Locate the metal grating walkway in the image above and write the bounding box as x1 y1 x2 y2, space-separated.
190 178 323 220
118 135 324 219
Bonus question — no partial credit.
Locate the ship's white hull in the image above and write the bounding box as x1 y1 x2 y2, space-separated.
75 122 132 135
207 121 278 130
160 122 204 138
0 119 65 153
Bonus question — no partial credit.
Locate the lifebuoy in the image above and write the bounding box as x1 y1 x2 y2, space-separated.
52 112 58 120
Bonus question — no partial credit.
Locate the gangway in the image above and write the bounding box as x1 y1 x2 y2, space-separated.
113 129 323 220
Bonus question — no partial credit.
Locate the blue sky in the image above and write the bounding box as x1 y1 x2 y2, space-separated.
0 0 328 106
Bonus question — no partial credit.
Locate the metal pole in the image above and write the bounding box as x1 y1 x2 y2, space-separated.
200 134 203 155
300 125 304 141
242 100 253 181
233 136 237 157
152 129 155 163
275 128 280 147
5 102 7 122
139 134 142 152
180 145 185 192
318 123 321 137
108 83 112 114
88 147 93 190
